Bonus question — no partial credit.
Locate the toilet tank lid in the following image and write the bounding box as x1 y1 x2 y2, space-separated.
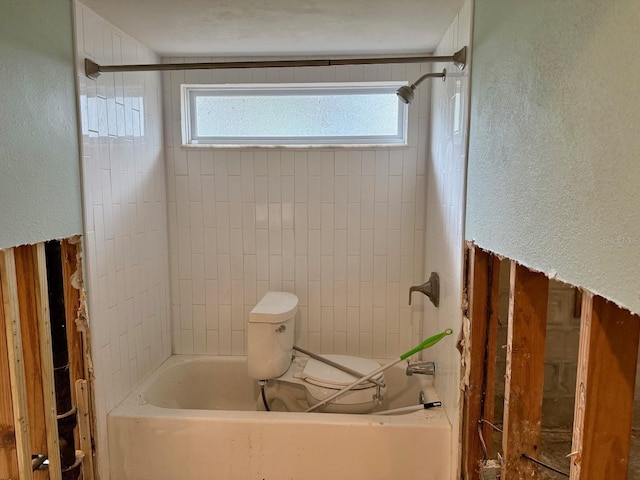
249 292 299 323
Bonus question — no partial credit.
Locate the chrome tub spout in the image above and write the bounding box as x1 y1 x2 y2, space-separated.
406 361 435 376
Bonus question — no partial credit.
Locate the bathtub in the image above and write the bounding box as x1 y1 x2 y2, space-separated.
108 355 451 480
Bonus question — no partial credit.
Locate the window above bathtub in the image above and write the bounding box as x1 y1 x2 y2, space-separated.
180 82 408 148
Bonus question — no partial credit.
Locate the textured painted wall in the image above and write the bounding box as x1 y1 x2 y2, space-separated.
164 58 433 359
426 1 473 477
0 0 82 248
74 3 171 478
466 0 640 314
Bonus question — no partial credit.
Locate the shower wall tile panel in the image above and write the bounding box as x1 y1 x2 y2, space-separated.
425 1 473 478
74 3 171 477
164 59 433 358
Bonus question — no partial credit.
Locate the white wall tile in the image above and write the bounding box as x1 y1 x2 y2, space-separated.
360 176 375 229
361 151 375 176
425 2 473 477
218 305 232 355
166 59 431 359
206 330 219 354
360 229 374 282
334 176 348 230
74 4 171 479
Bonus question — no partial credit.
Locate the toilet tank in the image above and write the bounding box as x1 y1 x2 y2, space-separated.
247 292 298 380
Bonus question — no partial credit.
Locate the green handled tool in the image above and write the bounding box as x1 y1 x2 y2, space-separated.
305 328 453 413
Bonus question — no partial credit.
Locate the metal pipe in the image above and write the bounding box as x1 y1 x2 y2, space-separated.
374 401 442 415
292 346 385 388
85 47 466 79
32 455 48 471
521 454 569 477
396 70 446 104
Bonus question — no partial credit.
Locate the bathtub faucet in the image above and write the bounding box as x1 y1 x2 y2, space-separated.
406 361 435 376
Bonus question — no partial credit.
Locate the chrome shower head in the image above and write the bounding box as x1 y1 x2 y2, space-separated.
396 69 447 105
396 85 415 104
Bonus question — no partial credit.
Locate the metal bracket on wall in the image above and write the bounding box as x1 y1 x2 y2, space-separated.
408 272 440 308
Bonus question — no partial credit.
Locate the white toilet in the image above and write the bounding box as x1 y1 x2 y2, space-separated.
247 291 386 413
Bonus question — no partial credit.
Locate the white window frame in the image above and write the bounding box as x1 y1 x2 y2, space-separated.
180 82 408 148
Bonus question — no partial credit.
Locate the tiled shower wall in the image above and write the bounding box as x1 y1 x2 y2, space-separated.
425 0 473 476
74 3 171 477
164 60 433 358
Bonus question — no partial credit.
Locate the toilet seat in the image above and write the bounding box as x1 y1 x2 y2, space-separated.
272 354 387 413
300 355 384 390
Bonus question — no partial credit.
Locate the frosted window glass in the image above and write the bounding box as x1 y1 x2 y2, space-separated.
184 83 407 146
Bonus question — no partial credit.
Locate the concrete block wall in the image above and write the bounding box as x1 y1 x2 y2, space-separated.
494 259 640 429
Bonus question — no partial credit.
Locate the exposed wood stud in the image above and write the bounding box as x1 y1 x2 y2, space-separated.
569 293 640 479
71 246 97 478
570 291 592 480
36 243 63 480
60 238 96 473
463 245 501 480
501 261 549 479
60 239 83 408
76 379 95 480
13 246 49 479
0 239 88 480
0 259 19 479
61 238 85 459
0 249 35 480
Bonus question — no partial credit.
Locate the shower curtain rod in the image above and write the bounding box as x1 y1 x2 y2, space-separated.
84 47 466 79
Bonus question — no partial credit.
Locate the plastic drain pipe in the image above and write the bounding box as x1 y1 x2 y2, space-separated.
305 329 453 413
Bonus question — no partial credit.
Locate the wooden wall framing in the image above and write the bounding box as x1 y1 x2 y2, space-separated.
0 239 93 480
0 248 35 480
462 243 640 480
12 246 47 477
0 251 20 480
570 293 640 479
462 246 500 479
501 261 549 478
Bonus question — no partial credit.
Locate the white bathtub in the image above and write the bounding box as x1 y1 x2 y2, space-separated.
108 355 451 480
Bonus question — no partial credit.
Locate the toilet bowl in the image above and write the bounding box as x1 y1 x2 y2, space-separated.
247 292 386 413
275 353 386 413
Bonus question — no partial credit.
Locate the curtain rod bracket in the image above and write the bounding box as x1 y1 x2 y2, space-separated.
85 59 101 79
84 47 467 79
453 47 467 70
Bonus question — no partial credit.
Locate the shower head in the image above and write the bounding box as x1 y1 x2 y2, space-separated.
396 69 447 104
396 85 417 105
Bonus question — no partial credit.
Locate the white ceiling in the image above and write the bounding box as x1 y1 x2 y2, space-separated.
80 0 465 57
